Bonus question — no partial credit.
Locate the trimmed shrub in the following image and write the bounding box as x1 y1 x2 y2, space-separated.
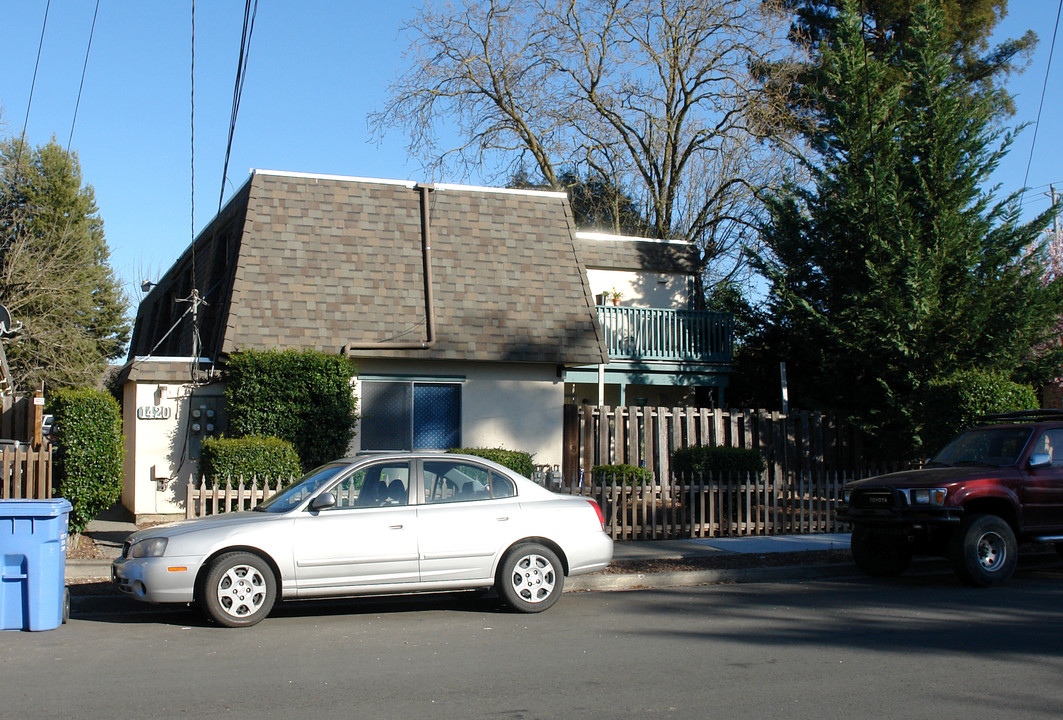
592 464 654 485
50 388 124 534
198 436 303 488
671 445 765 478
920 369 1038 456
450 447 535 478
225 349 358 470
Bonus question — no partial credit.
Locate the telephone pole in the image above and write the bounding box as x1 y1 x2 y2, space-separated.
1052 185 1060 242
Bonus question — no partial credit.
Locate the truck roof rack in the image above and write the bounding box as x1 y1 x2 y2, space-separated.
977 410 1063 423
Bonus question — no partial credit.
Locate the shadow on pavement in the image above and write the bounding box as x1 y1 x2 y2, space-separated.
71 588 507 627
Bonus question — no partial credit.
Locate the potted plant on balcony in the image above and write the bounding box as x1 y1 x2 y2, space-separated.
607 288 624 306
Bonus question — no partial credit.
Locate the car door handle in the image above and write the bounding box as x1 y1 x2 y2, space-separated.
389 524 404 529
496 517 509 522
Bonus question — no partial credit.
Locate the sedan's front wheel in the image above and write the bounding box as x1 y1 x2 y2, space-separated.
200 552 277 628
497 543 564 613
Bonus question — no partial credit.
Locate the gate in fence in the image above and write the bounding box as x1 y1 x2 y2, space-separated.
0 393 53 499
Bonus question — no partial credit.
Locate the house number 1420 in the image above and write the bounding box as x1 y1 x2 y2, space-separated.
137 406 172 420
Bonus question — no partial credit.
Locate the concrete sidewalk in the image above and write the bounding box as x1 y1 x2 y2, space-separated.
66 508 855 588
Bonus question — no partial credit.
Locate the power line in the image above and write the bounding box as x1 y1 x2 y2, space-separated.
217 0 259 217
12 0 51 186
190 0 196 284
1019 0 1063 200
67 0 101 152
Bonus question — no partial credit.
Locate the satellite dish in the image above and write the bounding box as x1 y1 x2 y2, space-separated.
0 305 22 336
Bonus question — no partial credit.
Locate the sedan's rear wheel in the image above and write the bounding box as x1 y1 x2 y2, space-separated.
200 552 276 628
497 543 564 613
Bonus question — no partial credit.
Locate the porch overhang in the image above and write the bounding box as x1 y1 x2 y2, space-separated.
564 361 731 388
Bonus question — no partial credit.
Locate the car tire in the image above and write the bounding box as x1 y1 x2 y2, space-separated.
200 552 277 628
949 514 1017 587
496 543 564 613
850 527 912 577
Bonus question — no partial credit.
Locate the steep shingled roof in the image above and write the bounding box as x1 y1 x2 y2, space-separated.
573 232 700 274
126 171 608 373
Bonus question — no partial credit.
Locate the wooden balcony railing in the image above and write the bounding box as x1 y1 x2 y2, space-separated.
596 306 733 362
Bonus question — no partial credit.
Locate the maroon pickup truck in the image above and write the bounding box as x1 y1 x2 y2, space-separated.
837 411 1063 586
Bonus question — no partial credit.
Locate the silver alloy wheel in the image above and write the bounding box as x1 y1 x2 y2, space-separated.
509 553 556 604
976 530 1007 572
215 563 269 618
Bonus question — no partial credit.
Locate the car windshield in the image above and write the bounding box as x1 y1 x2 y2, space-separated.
254 462 350 513
931 426 1033 467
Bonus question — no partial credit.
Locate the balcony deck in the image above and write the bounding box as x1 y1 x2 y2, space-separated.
596 305 733 363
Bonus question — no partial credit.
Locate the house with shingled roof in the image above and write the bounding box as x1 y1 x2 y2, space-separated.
116 170 731 520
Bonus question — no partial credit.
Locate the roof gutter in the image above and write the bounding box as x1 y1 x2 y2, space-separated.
343 183 437 354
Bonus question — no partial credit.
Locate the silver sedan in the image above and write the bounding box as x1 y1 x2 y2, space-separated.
112 453 613 627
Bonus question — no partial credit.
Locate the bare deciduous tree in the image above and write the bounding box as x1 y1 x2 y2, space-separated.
373 0 799 290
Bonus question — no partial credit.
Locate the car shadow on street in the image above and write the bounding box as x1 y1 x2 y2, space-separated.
71 588 508 627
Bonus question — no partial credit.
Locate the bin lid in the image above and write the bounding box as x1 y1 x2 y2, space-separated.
0 499 73 518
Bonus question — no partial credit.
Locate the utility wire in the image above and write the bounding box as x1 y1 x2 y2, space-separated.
1020 0 1063 201
12 0 51 187
191 0 197 266
217 0 258 216
190 0 196 288
67 0 101 152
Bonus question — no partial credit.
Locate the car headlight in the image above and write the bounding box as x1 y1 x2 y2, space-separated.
842 489 852 504
909 488 947 506
131 537 168 558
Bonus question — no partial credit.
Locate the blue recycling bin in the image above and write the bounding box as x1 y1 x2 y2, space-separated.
1 499 72 631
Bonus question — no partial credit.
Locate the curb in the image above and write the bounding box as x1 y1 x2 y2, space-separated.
66 559 114 582
565 562 862 592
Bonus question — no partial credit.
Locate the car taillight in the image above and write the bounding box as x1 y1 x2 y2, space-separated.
586 499 605 530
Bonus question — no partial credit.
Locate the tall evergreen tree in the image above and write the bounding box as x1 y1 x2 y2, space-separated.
0 137 130 390
751 0 1062 457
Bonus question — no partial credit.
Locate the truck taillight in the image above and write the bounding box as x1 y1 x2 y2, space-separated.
587 499 605 530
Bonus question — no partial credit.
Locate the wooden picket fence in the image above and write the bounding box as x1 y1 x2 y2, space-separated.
184 468 853 540
561 470 854 540
565 405 880 485
0 444 54 500
185 476 289 519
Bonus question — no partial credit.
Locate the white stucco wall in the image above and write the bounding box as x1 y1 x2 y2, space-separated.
354 360 565 467
586 268 690 309
122 360 563 518
122 380 225 518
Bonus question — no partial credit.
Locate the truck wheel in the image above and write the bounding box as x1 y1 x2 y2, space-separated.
851 527 912 577
949 514 1017 587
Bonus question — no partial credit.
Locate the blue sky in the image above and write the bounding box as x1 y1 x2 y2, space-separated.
2 1 1061 314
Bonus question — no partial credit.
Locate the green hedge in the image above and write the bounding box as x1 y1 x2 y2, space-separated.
920 369 1038 456
198 436 303 488
225 349 358 470
450 447 535 477
671 445 765 478
50 388 124 534
592 464 654 485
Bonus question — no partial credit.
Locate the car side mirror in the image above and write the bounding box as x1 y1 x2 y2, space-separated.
1028 453 1052 469
309 492 336 512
